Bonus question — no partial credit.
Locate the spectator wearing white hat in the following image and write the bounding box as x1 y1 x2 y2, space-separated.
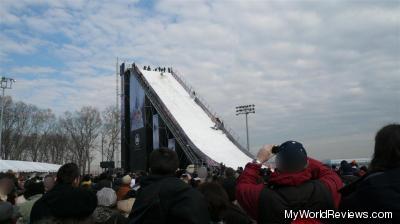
93 187 127 224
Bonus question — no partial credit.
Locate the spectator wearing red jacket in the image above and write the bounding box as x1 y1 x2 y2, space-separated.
236 141 342 224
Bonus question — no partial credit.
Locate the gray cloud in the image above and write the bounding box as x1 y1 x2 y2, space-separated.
0 0 399 160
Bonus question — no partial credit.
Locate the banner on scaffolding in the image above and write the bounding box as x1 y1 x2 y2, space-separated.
168 138 176 151
153 114 159 149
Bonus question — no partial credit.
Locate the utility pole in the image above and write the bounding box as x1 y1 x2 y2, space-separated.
0 77 15 159
101 133 104 162
235 104 255 151
115 57 119 168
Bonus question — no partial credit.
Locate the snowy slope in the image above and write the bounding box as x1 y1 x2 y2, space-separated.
140 69 252 168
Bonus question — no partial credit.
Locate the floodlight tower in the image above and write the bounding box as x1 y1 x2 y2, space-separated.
235 104 255 152
0 77 15 159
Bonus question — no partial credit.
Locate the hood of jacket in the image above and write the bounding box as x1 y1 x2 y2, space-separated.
268 160 314 186
41 183 97 218
140 175 180 187
92 206 115 223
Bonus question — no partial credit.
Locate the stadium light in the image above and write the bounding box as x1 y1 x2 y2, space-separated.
235 104 255 151
0 77 15 159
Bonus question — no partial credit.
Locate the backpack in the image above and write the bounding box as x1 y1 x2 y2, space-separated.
128 180 167 224
258 180 334 224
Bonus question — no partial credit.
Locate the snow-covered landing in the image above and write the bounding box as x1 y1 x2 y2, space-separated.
140 69 252 168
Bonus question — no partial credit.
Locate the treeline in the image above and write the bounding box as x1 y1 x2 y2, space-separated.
0 96 120 174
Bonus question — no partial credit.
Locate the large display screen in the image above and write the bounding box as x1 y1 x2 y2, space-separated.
130 72 145 131
129 69 147 168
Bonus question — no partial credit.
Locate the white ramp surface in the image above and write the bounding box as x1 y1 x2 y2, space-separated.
140 69 252 168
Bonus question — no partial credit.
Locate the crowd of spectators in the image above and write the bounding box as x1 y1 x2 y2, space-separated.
0 123 399 224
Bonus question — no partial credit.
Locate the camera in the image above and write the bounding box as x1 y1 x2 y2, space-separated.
271 145 280 154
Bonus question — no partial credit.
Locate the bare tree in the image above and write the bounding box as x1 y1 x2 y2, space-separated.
100 105 120 162
0 96 13 159
4 101 37 160
60 106 102 174
23 108 56 161
49 122 74 164
1 96 110 173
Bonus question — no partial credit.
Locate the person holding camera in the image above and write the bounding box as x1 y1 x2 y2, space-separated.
236 141 342 224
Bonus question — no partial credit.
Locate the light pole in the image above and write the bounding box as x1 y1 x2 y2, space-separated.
0 77 15 159
236 104 255 151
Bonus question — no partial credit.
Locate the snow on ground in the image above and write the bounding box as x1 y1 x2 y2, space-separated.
140 69 252 168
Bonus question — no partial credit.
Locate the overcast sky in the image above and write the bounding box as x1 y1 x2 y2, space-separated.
0 0 399 160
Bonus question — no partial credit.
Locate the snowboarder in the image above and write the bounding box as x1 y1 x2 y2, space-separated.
212 117 224 130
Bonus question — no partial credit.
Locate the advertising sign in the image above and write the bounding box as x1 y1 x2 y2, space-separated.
153 114 159 149
168 138 176 151
130 73 145 131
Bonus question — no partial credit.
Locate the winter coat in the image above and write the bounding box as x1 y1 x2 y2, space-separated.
17 194 42 223
32 216 93 224
236 158 342 224
339 167 400 224
340 175 359 186
30 183 97 223
220 204 253 224
116 185 131 201
221 177 237 202
92 206 127 224
0 201 14 223
128 175 210 224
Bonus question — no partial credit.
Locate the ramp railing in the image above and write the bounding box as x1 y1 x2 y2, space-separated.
171 68 253 158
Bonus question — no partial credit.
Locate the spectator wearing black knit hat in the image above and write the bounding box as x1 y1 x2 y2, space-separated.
339 160 358 186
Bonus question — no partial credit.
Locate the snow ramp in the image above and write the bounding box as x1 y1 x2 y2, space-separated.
131 65 253 168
